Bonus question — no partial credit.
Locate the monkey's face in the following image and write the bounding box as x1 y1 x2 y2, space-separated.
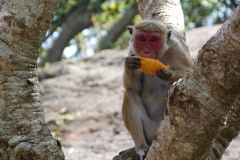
134 31 163 59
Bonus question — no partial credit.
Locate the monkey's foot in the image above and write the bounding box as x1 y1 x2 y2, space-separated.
137 146 149 160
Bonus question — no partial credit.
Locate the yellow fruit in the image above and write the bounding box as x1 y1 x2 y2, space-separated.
134 56 168 75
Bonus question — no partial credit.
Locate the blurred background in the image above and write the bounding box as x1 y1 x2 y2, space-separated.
38 0 239 67
38 1 240 160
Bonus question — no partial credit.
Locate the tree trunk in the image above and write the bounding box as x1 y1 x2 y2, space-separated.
0 0 64 159
98 2 138 51
148 5 240 159
113 0 240 159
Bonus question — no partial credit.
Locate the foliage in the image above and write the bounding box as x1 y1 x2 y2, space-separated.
109 14 142 50
181 0 240 29
40 0 240 64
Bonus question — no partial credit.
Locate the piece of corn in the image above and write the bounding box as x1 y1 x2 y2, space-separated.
134 56 168 75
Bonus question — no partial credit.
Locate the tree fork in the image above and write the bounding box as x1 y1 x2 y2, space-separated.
113 0 240 159
147 4 240 160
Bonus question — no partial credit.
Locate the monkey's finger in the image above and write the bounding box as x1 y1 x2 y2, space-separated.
125 63 140 71
156 70 172 79
156 70 164 77
131 56 141 62
130 53 136 57
126 60 140 67
127 56 141 61
125 58 140 70
128 63 140 68
125 57 140 64
161 70 172 76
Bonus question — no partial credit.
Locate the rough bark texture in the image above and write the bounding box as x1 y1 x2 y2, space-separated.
147 4 240 160
113 0 240 160
0 0 64 159
208 94 240 159
137 0 190 59
137 0 184 31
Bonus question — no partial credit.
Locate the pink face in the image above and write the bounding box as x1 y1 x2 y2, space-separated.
134 32 162 58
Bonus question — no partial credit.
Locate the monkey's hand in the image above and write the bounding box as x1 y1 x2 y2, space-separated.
125 55 140 71
156 69 172 81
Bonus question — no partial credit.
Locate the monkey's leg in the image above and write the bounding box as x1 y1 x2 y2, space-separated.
122 90 153 159
143 117 159 145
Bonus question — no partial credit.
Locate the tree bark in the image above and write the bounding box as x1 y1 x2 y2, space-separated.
113 0 240 159
98 2 138 51
148 6 240 159
0 0 64 159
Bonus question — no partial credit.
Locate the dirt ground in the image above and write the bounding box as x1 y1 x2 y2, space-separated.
39 25 240 160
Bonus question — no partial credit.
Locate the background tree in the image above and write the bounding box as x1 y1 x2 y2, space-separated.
113 0 240 159
39 0 138 67
0 0 64 159
182 0 240 29
98 1 138 51
39 0 239 67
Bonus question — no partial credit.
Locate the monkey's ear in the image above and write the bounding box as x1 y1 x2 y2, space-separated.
167 29 172 45
126 26 134 35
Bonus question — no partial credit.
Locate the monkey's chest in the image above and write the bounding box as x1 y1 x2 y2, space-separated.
147 83 169 94
141 75 170 95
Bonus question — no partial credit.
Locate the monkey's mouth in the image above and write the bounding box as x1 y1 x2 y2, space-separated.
140 52 156 59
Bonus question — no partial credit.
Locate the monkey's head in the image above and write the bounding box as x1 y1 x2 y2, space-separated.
127 20 170 59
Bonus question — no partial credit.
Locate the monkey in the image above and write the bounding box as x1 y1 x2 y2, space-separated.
122 19 193 160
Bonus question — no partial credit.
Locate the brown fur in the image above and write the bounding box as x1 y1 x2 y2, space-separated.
134 20 168 40
122 20 193 159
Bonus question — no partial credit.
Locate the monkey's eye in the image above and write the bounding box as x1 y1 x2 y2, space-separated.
150 37 157 42
139 36 146 42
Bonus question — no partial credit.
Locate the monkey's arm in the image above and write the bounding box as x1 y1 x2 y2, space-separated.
123 55 142 89
123 56 152 158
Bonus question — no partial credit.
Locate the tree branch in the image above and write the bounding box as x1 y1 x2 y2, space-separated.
206 93 240 159
98 2 138 51
44 19 65 41
39 7 93 67
147 4 240 159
